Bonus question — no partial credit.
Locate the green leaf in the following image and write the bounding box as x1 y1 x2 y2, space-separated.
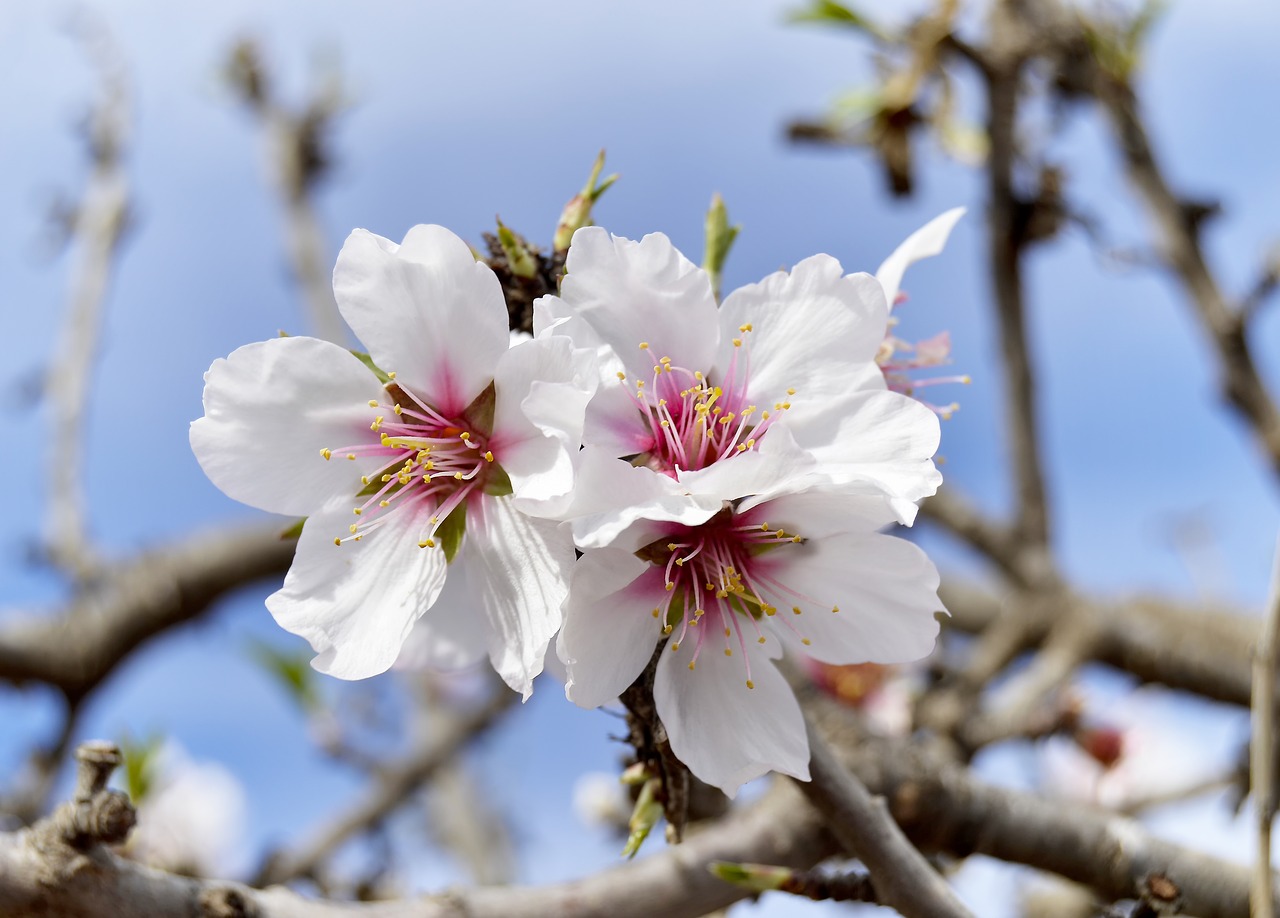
788 0 884 39
351 350 391 384
247 639 320 711
436 503 467 564
118 733 164 804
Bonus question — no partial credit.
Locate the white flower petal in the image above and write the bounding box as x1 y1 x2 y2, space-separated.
190 336 386 516
558 227 720 378
717 257 889 431
874 207 966 307
491 336 596 515
676 423 820 505
758 531 943 666
655 634 809 797
745 482 904 533
566 449 724 550
394 549 489 671
796 388 942 516
464 495 573 699
267 498 448 680
559 548 664 709
333 225 508 415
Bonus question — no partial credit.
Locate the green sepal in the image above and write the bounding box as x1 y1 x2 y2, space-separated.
482 462 513 497
280 518 306 540
464 381 497 436
351 350 392 384
437 503 467 564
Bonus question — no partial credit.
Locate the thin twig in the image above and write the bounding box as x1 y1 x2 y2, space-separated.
1251 537 1280 918
253 689 517 886
797 719 975 918
982 16 1053 554
45 23 132 577
1091 72 1280 480
226 40 349 345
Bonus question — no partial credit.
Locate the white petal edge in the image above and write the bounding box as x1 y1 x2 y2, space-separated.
757 530 943 666
266 497 448 680
558 548 665 709
716 256 889 434
463 495 573 700
874 208 965 307
490 335 597 516
795 387 943 518
558 227 721 379
190 336 387 517
333 225 509 416
655 632 809 797
393 546 489 672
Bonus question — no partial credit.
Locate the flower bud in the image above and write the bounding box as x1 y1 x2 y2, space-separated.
702 193 740 301
621 777 663 859
554 149 618 253
709 861 794 893
495 218 538 280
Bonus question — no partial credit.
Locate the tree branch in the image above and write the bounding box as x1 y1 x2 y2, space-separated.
798 720 975 917
253 689 517 887
1251 537 1280 918
1089 61 1280 480
0 522 294 699
45 23 133 577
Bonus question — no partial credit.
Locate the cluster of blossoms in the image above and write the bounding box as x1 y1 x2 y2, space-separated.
191 211 962 796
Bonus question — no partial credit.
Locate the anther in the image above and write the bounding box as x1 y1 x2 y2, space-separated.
368 400 378 407
671 642 680 652
484 451 494 462
792 606 802 615
745 680 754 689
320 448 332 460
801 638 812 646
353 508 362 516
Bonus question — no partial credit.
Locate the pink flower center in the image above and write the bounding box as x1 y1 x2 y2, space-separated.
619 331 792 475
321 376 503 550
637 506 837 689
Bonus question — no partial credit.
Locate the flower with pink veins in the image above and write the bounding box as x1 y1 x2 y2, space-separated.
557 436 943 795
873 208 970 417
190 224 595 696
535 226 944 544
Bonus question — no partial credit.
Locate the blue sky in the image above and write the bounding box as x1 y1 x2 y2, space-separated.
1 1 1278 913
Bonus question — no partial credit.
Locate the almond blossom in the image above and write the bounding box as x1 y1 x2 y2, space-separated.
534 226 945 545
556 435 943 795
191 224 594 696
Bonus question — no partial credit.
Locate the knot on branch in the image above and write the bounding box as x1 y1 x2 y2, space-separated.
49 741 137 849
199 886 260 918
